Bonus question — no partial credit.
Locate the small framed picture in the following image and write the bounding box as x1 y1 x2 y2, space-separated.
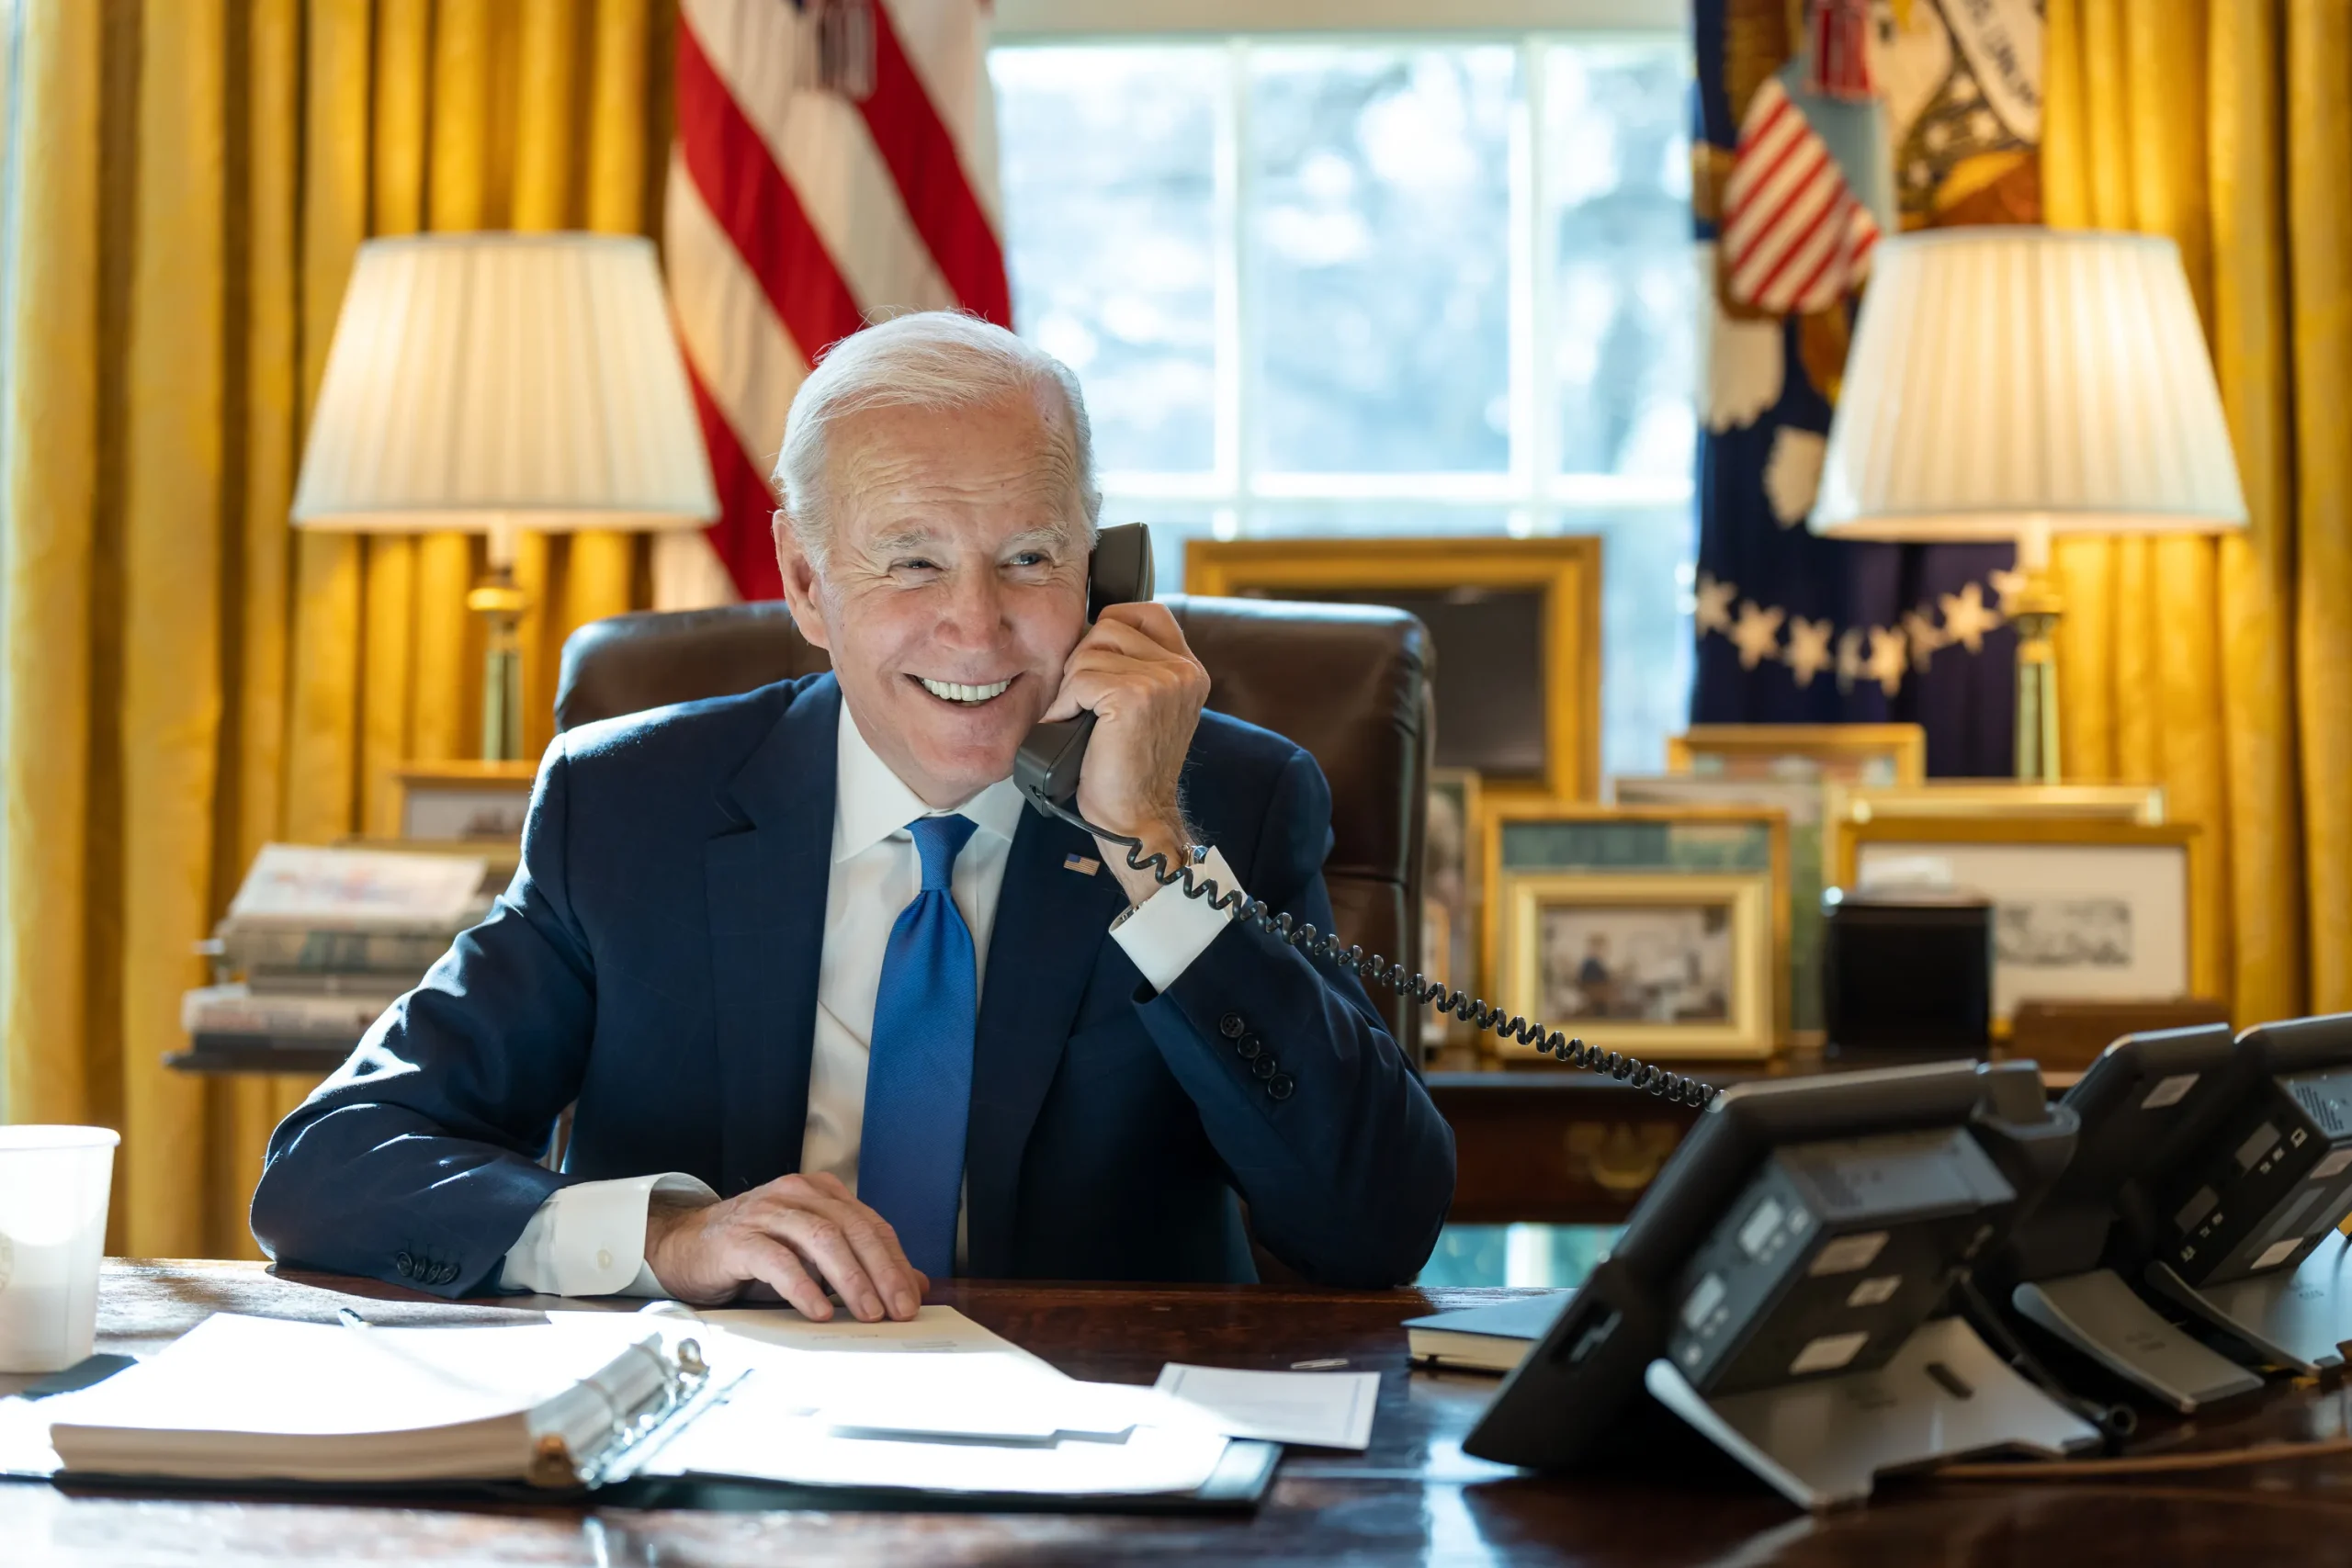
1838 818 2197 1024
1822 781 2166 890
1485 801 1789 1055
1668 724 1927 786
1422 767 1484 1051
1606 775 1817 1041
393 761 538 843
1495 870 1777 1060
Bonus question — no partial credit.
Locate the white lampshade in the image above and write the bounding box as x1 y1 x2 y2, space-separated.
1810 227 2246 551
292 232 717 537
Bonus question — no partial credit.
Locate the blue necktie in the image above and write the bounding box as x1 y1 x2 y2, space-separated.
858 813 980 1280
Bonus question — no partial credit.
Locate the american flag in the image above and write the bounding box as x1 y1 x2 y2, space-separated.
1718 76 1880 318
662 0 1012 607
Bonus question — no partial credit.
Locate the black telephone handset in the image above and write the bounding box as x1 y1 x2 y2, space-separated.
1013 522 1714 1107
1013 522 1156 811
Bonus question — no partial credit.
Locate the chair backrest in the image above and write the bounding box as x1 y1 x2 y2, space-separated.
556 595 1433 1043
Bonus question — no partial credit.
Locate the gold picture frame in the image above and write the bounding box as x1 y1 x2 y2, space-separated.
1184 536 1601 800
1823 781 2167 891
392 761 538 843
1668 723 1927 785
1422 767 1484 1052
1495 869 1777 1061
1836 817 2200 1025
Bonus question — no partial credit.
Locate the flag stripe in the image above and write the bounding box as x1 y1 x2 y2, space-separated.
859 1 1011 323
1732 169 1838 299
665 0 1011 605
665 146 807 468
1781 207 1854 311
1721 92 1798 199
675 15 867 366
687 357 786 603
681 0 958 321
1745 189 1843 305
1725 140 1830 268
1722 127 1823 255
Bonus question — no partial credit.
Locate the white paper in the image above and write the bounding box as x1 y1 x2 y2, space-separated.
0 1395 63 1477
639 1367 1229 1495
694 1304 1038 1359
1150 1364 1380 1451
559 1308 1135 1444
47 1314 607 1438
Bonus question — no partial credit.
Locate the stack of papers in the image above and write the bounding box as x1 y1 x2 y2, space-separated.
3 1303 1384 1502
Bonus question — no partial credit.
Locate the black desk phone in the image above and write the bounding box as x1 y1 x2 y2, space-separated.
1011 522 1714 1106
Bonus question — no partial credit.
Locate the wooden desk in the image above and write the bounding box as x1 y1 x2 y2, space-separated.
7 1260 2352 1563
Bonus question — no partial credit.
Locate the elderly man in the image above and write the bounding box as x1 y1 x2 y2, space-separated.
253 311 1453 1318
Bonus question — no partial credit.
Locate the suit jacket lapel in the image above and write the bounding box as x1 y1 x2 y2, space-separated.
707 674 841 1196
964 807 1127 1275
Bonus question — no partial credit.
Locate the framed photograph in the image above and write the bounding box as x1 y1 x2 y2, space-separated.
1184 536 1601 800
1496 870 1777 1060
1668 723 1927 786
1422 768 1484 1051
393 761 538 843
1822 782 2167 893
1838 818 2197 1024
1608 774 1820 1042
1484 801 1790 1049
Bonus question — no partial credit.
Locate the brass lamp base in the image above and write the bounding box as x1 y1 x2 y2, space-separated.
2010 573 2063 784
466 566 528 762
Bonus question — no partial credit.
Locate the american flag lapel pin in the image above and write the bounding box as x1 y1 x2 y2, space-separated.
1063 852 1101 876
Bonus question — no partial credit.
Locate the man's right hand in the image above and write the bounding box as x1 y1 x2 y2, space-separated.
642 1171 928 1322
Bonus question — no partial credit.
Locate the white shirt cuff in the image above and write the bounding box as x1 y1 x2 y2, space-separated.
1109 845 1243 994
496 1171 717 1297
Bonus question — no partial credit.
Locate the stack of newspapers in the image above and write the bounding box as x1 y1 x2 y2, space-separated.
180 844 492 1059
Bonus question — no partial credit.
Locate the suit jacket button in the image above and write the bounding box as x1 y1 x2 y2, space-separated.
1218 1012 1246 1040
1251 1055 1277 1081
435 1263 458 1285
1268 1073 1295 1100
1236 1032 1262 1060
395 1251 414 1278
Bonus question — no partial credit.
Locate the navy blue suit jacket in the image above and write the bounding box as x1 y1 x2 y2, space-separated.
251 673 1455 1295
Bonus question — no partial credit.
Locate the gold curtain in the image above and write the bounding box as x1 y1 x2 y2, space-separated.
2041 0 2325 1022
3 0 675 1258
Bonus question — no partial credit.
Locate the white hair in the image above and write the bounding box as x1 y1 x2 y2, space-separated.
771 310 1101 571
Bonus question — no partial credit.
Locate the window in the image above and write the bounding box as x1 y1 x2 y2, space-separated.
990 26 1696 773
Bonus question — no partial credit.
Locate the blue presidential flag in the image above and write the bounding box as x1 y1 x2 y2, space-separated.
1689 0 2043 777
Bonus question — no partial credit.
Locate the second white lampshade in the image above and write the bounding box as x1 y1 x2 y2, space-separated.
1809 227 2246 553
291 232 718 543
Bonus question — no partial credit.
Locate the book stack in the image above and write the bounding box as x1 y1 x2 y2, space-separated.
180 844 492 1066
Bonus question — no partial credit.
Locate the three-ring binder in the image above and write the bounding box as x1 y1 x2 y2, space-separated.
524 1335 725 1489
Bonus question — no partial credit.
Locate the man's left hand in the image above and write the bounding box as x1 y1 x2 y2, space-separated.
1038 601 1210 904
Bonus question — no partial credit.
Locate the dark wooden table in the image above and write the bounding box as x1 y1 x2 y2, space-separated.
7 1260 2352 1563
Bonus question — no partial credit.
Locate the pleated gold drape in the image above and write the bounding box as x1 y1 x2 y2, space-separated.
2041 0 2336 1023
3 0 675 1258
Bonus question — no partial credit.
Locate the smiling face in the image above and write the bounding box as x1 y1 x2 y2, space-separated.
775 389 1092 808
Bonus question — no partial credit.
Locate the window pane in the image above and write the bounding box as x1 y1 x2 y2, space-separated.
1243 502 1513 537
1100 501 1226 596
1417 1224 1622 1288
1247 46 1516 474
1557 503 1694 777
991 46 1221 474
1547 42 1695 483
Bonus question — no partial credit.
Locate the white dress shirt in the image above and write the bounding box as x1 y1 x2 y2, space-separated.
498 702 1244 1296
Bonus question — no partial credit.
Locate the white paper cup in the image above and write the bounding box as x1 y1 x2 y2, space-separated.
0 1126 119 1373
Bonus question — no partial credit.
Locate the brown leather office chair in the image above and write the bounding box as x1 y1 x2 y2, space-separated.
555 595 1433 1043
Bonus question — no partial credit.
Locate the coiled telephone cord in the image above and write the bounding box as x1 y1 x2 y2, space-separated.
1046 801 1721 1110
